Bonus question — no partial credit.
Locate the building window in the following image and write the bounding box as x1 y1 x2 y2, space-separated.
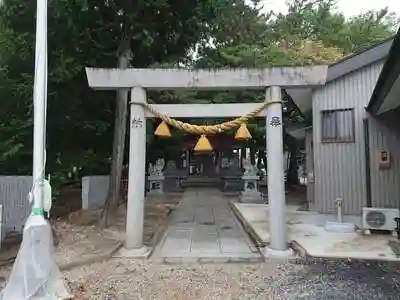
321 109 355 143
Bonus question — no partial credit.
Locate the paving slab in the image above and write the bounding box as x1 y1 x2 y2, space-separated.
151 188 262 263
234 202 400 261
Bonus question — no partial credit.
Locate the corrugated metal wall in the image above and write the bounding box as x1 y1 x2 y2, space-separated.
0 176 32 233
312 60 384 215
368 110 400 209
305 129 315 203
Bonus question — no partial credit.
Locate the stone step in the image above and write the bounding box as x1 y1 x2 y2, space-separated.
182 181 221 188
182 177 222 188
184 177 221 183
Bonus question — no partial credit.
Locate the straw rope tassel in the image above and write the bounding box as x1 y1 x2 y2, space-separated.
154 120 171 137
235 123 252 140
194 134 213 151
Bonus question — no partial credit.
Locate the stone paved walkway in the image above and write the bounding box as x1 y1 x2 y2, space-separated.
151 188 262 263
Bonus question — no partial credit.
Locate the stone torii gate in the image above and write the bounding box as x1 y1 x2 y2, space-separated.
85 66 328 258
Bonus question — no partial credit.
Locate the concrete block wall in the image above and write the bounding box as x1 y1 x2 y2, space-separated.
81 175 154 210
81 175 110 210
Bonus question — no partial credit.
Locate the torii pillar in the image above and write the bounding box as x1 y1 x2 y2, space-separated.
264 86 292 256
125 87 147 253
85 66 328 258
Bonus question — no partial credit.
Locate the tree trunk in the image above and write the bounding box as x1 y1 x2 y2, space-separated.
259 149 267 173
99 44 131 228
250 147 256 165
256 150 262 168
215 151 220 174
240 147 247 169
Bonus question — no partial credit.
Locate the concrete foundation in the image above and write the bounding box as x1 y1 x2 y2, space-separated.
234 202 400 261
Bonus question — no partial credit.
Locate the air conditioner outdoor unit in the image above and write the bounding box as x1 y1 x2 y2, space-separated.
362 207 400 231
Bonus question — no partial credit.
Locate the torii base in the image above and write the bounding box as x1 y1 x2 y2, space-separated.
114 245 150 259
261 247 295 260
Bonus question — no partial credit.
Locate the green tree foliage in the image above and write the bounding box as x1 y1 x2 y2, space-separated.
0 0 398 187
193 0 397 129
179 0 398 183
0 0 227 183
270 0 398 54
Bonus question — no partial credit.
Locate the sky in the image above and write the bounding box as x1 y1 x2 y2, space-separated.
258 0 400 17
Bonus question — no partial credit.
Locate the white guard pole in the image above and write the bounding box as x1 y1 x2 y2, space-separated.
32 0 48 211
0 1 72 298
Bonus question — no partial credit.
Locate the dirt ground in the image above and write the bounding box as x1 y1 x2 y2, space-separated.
0 189 181 285
2 186 400 299
63 257 400 300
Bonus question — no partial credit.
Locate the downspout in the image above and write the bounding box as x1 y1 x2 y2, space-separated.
363 118 372 207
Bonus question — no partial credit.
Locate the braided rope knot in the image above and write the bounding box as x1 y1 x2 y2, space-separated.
139 101 281 135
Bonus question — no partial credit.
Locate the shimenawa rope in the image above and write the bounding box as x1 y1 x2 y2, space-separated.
139 101 281 135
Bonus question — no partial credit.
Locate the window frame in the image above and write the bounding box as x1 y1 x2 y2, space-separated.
320 108 355 143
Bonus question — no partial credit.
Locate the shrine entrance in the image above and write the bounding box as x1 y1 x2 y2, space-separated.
184 135 240 177
85 66 328 258
181 135 243 189
188 152 216 177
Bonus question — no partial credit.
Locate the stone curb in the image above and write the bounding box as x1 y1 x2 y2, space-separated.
147 194 184 258
58 240 123 271
147 221 171 258
290 240 308 258
161 256 264 264
229 201 266 248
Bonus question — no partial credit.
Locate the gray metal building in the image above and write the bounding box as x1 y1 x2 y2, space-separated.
289 29 400 215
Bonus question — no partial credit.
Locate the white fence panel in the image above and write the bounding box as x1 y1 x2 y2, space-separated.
0 176 32 234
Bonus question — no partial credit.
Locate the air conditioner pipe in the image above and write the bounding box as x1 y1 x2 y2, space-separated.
395 217 400 240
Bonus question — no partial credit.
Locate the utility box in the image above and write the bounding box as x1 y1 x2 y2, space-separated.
378 150 391 169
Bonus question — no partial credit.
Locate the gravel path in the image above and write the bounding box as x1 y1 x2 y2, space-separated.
64 257 400 300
